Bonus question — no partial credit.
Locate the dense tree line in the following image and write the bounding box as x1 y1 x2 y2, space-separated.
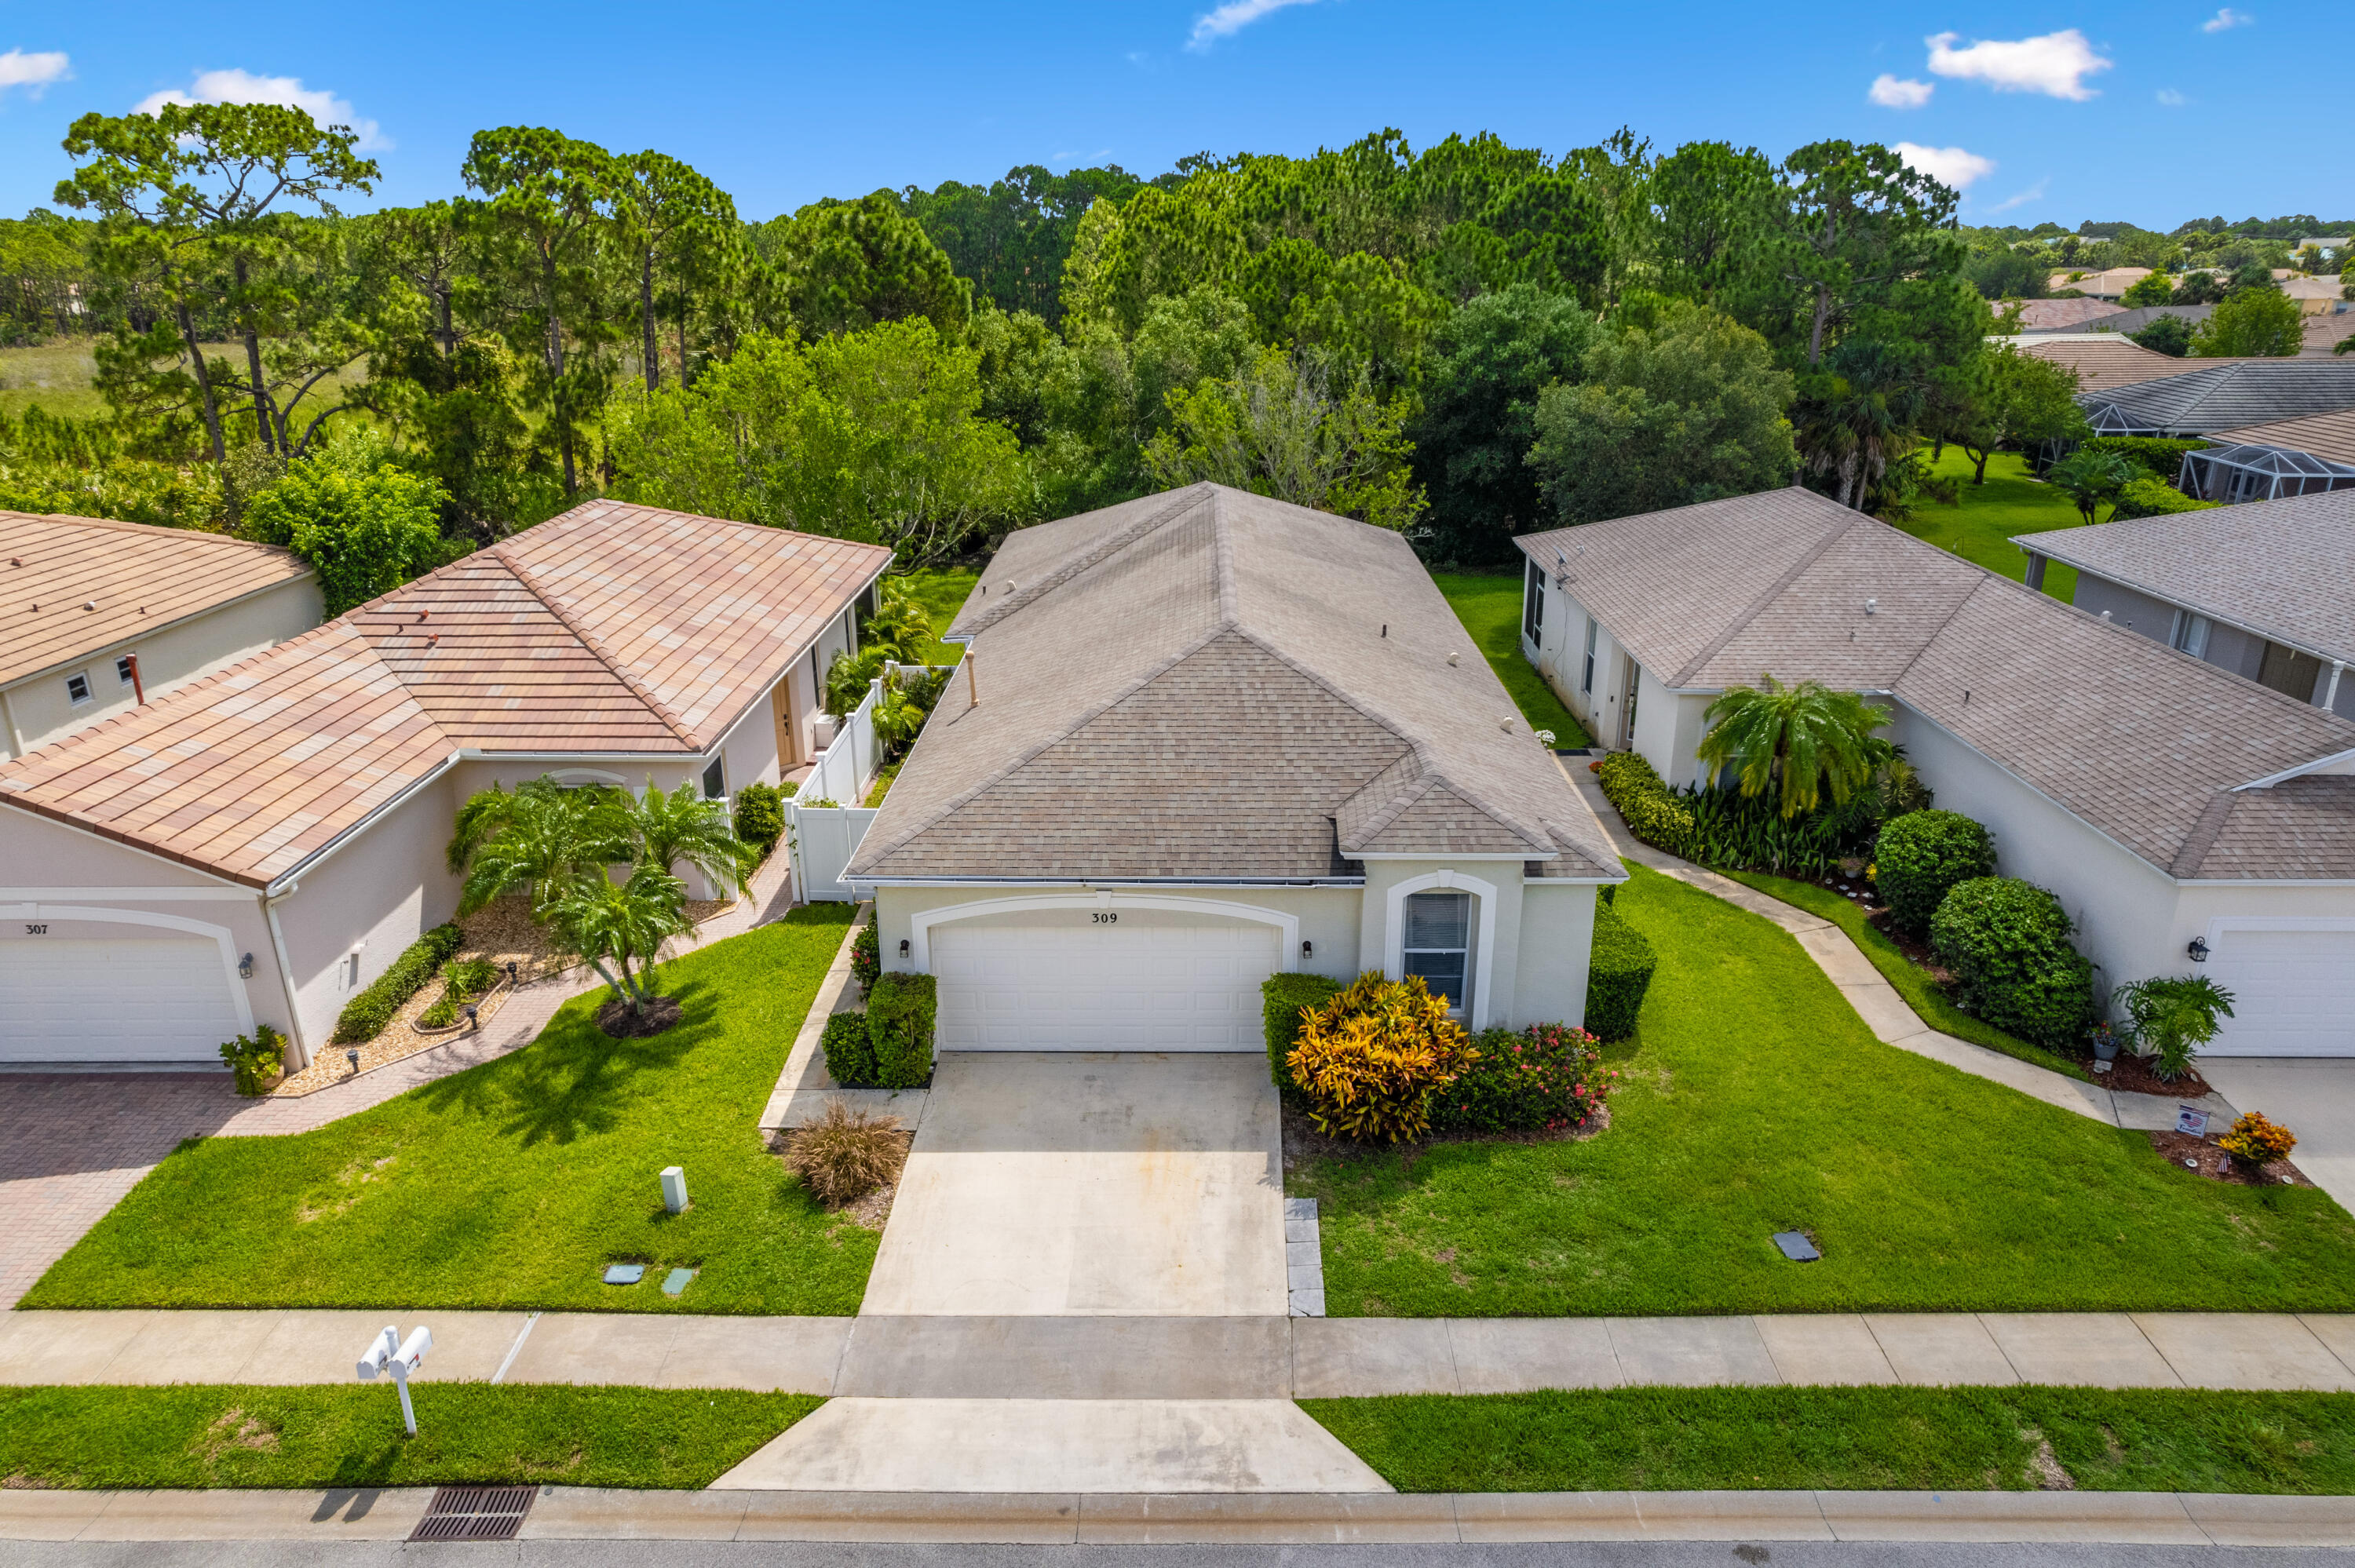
3 109 2186 584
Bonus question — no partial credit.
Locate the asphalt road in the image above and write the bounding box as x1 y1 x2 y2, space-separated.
2 1543 2347 1567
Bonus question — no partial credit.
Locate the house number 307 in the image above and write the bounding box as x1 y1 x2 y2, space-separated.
24 924 47 935
1092 912 1117 924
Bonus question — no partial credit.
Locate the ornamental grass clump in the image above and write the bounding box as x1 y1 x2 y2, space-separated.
784 1101 906 1206
1433 1022 1615 1137
2218 1110 2296 1175
1286 972 1475 1143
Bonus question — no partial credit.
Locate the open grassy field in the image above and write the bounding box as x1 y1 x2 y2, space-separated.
0 341 105 420
1290 865 2355 1318
1897 447 2084 600
1307 1386 2355 1495
0 1384 816 1490
25 908 878 1315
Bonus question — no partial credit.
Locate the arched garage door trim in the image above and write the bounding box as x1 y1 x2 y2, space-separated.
1 901 256 1039
908 892 1301 972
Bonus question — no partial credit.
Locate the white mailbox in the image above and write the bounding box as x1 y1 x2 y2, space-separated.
356 1322 433 1435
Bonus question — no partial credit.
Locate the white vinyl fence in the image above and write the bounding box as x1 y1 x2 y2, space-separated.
787 664 958 903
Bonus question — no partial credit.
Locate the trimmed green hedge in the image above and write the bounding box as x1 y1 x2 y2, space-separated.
849 921 880 994
330 923 463 1044
2112 474 2221 520
1263 972 1344 1099
2080 436 2207 480
820 1010 878 1087
1595 751 1694 854
1930 877 2096 1051
1584 902 1656 1041
1874 809 1995 934
732 782 785 860
867 972 936 1090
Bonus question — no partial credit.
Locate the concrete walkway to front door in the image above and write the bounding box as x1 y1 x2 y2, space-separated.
857 1052 1287 1318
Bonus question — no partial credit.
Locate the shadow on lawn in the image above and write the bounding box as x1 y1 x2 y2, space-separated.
411 978 721 1148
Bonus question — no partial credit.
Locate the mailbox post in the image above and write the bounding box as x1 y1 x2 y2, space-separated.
356 1323 434 1435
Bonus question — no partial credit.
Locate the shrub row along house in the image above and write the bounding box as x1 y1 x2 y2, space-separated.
1517 485 2355 1056
0 502 887 1069
846 484 1626 1049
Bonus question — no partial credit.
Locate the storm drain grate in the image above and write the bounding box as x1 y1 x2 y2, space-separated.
410 1485 539 1541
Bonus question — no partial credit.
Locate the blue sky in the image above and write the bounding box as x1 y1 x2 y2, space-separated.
0 0 2342 229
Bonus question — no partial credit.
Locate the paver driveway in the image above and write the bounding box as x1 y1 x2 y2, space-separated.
860 1052 1286 1316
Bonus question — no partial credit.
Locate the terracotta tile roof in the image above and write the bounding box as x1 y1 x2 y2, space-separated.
851 484 1621 884
2011 488 2355 664
1518 487 2355 881
0 502 889 886
2211 407 2355 466
2011 335 2191 394
0 512 312 687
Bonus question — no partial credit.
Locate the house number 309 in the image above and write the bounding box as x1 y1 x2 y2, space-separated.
1092 912 1117 924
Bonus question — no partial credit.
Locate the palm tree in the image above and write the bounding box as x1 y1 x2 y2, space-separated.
2044 449 2137 525
608 776 754 899
542 864 692 1019
1697 675 1892 818
448 779 626 917
1793 339 1926 513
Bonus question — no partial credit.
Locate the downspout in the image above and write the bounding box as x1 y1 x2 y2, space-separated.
262 882 311 1072
0 684 23 760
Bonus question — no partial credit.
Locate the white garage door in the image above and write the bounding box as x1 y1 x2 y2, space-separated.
933 919 1280 1051
2203 924 2355 1057
0 937 243 1065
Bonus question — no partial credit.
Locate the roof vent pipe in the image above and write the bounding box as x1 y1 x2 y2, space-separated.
1864 598 1878 615
1447 651 1459 666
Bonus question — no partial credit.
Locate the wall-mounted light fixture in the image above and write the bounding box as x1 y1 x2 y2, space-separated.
2188 936 2210 963
1302 939 1313 958
238 952 254 979
900 938 911 957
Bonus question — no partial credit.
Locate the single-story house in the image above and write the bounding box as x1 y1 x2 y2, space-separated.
2078 360 2355 436
2014 489 2355 720
2046 266 2154 300
2173 439 2355 503
2020 304 2215 341
2009 335 2192 396
2 512 321 760
2011 298 2138 333
2281 275 2348 315
0 501 889 1070
846 483 1623 1051
2210 408 2355 469
1517 486 2355 1056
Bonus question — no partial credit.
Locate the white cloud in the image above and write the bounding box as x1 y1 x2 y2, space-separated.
1894 141 1997 190
1188 0 1318 49
1924 29 2112 100
1987 177 2050 213
2200 7 2251 31
0 47 71 98
136 68 389 150
1868 74 1934 108
2156 87 2188 105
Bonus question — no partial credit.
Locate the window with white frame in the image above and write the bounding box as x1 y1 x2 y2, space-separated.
1580 616 1598 695
702 757 726 800
2170 611 2211 661
65 671 92 706
1402 889 1475 1015
1522 560 1544 644
115 655 137 686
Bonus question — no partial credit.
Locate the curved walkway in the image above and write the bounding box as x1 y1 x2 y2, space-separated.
1557 760 2230 1132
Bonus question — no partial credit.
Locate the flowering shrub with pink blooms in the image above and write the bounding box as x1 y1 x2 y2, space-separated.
1431 1022 1615 1136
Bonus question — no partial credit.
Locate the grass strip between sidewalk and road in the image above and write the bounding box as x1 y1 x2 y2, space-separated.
24 907 874 1316
1719 868 2092 1082
1291 865 2355 1318
0 1384 818 1491
1305 1387 2355 1496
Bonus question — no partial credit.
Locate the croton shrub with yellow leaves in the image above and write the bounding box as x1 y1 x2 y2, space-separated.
1285 972 1477 1143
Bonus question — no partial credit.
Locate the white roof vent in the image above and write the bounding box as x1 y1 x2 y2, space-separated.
1447 651 1460 666
1864 598 1878 616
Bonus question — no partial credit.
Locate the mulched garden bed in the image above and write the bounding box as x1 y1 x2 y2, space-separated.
2096 1052 2215 1101
2145 1128 2310 1188
597 994 684 1037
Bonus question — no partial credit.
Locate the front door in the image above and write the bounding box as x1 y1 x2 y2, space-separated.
1619 658 1641 749
772 678 802 768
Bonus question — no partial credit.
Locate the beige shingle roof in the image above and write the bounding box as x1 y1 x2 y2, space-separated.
2211 407 2355 466
2010 488 2355 665
2175 775 2355 880
0 502 889 886
850 484 1621 884
1518 487 2355 881
2012 336 2189 394
0 512 312 687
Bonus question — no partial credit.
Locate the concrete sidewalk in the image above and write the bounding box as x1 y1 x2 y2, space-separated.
7 1308 2352 1396
7 1484 2355 1546
1559 761 2241 1133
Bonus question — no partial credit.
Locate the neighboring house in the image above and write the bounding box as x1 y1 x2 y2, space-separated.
2010 335 2193 396
1 513 321 760
846 483 1623 1051
2020 304 2214 341
1517 487 2355 1056
2174 439 2355 502
2045 267 2153 300
2282 275 2348 315
0 501 889 1070
2077 359 2355 436
2013 490 2355 720
2010 297 2134 332
2208 408 2355 468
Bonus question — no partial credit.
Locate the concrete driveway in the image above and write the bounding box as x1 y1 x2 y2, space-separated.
2200 1058 2355 1214
859 1052 1286 1316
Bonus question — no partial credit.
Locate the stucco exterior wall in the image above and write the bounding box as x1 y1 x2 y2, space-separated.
1528 576 1634 746
276 771 462 1063
2 575 323 759
1512 878 1598 1030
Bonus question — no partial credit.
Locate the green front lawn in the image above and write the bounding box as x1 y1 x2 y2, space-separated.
26 908 877 1315
1306 1387 2355 1495
0 1385 815 1490
1899 448 2083 599
1720 869 2090 1082
1291 866 2355 1317
895 567 979 666
1432 571 1593 747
